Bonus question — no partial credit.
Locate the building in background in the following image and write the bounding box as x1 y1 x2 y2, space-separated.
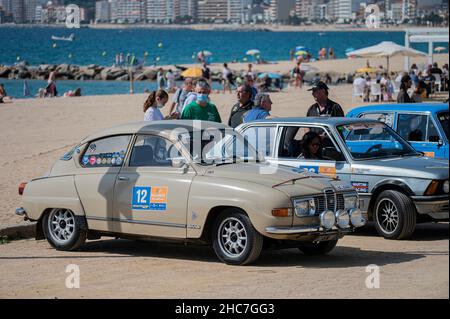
0 0 12 15
111 0 145 23
329 0 352 22
95 0 111 22
267 0 296 22
197 0 244 23
402 0 417 21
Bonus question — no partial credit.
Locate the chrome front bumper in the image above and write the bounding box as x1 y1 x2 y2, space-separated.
265 225 353 235
412 195 449 220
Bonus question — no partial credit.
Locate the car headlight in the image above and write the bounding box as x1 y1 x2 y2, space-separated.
444 181 449 194
344 194 358 210
293 198 315 217
320 210 336 229
335 210 350 229
349 208 366 228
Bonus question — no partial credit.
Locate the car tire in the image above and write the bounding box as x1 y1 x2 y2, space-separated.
43 208 87 251
373 190 416 240
297 240 338 256
212 209 263 266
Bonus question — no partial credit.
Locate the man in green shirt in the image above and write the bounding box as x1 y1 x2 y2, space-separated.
181 80 222 123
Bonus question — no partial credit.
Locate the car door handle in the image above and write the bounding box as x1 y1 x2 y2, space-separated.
118 176 129 181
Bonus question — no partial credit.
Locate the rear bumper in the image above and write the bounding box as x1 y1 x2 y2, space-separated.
412 195 449 220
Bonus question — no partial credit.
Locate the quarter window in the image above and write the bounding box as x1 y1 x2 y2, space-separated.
129 135 182 167
81 135 131 167
241 126 276 157
397 114 438 142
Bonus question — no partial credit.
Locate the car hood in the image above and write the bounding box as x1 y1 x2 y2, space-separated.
352 156 449 180
202 163 353 197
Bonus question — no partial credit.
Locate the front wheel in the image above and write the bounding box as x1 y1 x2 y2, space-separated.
43 208 87 250
212 209 263 265
297 240 338 256
373 190 416 240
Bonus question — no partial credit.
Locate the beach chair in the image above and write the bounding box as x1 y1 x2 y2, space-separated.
369 83 382 102
352 84 365 102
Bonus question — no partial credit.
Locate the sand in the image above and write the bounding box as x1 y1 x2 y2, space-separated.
0 55 448 227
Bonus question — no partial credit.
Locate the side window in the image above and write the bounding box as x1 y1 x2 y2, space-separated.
81 135 131 167
278 126 344 161
241 126 277 157
129 135 182 167
397 114 427 142
360 112 394 128
427 116 440 142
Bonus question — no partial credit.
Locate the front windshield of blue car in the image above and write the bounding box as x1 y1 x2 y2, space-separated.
336 122 419 160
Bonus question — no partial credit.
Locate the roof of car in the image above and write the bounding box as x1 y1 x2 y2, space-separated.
82 120 229 143
348 103 449 115
239 117 379 127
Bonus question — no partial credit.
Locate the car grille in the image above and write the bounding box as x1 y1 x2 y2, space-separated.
313 189 350 213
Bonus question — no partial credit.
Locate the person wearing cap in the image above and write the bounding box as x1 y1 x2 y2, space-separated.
306 81 344 117
228 84 255 128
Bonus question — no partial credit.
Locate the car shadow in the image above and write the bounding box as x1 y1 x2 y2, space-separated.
350 222 449 241
76 237 441 269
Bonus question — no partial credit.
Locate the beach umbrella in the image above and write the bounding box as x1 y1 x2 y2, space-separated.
295 50 309 56
346 41 426 71
246 49 261 56
356 67 377 74
345 48 355 54
295 46 309 52
258 72 282 79
198 50 213 57
434 47 446 52
181 67 203 78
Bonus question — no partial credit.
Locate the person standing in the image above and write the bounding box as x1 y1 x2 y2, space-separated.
181 81 221 123
165 69 176 93
306 82 344 117
292 62 302 89
157 68 165 91
244 93 273 122
228 85 254 128
397 75 414 103
143 90 178 121
169 77 194 118
222 63 234 94
202 63 211 85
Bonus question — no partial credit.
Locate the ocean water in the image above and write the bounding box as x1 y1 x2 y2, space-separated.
0 26 448 98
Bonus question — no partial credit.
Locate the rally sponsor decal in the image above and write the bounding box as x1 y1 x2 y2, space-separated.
132 186 168 211
423 152 435 158
294 165 337 178
352 181 369 193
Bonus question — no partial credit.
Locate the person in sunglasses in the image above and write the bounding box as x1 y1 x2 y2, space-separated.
298 131 324 160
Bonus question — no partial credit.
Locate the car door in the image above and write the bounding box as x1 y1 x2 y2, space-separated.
274 125 352 185
397 112 440 157
75 135 132 232
113 134 196 238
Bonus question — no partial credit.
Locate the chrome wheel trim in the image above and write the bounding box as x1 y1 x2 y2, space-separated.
48 209 76 245
218 217 248 259
376 198 399 235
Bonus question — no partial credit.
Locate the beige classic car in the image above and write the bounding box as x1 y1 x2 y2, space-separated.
17 121 365 265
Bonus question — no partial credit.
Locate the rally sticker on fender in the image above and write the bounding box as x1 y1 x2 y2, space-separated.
132 186 168 211
296 165 337 178
352 182 369 193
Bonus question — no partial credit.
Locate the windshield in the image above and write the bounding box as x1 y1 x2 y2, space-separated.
178 128 263 166
437 111 449 139
336 122 419 160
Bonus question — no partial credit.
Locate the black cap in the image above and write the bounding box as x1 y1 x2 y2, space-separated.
308 81 329 92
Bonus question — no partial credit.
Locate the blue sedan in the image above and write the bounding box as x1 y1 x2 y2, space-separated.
347 103 449 159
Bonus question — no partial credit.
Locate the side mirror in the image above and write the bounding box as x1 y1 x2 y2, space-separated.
171 157 187 169
429 136 444 147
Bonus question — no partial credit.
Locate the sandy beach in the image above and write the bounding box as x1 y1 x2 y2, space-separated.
0 55 448 228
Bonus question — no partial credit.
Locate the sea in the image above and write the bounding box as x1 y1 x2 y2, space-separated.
0 26 448 98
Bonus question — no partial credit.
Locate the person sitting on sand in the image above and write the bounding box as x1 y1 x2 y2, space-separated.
143 90 178 121
64 88 81 97
0 83 12 103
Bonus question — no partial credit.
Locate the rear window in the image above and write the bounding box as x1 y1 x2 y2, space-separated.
81 135 131 167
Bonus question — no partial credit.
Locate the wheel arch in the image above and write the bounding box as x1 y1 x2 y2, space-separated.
368 180 414 220
200 205 249 243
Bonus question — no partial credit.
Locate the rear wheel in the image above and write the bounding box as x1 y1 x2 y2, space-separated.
212 209 263 265
43 208 87 250
297 240 338 256
374 190 416 240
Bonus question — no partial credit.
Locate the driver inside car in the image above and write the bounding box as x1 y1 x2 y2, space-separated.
297 131 324 160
